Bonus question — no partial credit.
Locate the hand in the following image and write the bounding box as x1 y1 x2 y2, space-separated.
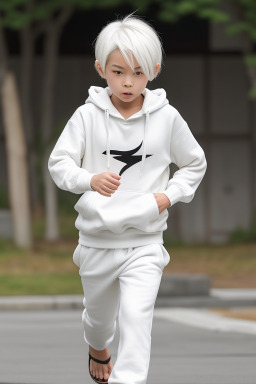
153 193 171 214
91 172 121 197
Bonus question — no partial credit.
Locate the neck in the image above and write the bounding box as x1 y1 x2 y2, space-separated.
110 94 144 113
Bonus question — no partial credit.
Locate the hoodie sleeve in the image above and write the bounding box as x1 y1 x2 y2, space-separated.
48 107 96 194
161 110 207 206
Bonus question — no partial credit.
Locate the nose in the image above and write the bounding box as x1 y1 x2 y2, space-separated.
123 75 133 87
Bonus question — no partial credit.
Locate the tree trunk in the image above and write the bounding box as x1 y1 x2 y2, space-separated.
40 6 74 241
1 72 32 248
20 25 41 212
41 27 60 241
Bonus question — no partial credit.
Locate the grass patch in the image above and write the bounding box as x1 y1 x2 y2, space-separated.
0 273 83 296
0 237 83 295
0 239 256 295
164 242 256 288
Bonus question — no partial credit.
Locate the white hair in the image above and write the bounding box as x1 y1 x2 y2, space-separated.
94 13 164 81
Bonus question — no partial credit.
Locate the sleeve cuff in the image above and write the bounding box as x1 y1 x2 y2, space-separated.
76 170 96 193
161 184 183 207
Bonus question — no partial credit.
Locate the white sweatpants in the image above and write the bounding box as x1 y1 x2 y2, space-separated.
73 243 170 384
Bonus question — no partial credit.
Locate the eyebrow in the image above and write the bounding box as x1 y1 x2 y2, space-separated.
112 64 141 70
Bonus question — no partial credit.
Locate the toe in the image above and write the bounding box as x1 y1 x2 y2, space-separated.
104 365 110 380
98 369 104 380
90 363 94 377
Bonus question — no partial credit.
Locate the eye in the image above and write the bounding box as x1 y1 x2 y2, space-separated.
113 71 122 75
134 71 143 76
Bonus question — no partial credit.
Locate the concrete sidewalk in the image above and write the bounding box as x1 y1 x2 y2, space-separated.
0 288 256 310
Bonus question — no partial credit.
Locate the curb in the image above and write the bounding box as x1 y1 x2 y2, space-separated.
0 295 83 311
1 274 256 311
159 274 210 297
156 295 256 308
1 291 256 311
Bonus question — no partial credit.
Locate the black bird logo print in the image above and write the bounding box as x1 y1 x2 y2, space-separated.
102 141 153 176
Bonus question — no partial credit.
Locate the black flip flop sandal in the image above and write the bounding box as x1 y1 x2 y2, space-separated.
88 352 111 384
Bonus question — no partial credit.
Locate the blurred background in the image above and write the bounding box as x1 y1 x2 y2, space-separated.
0 0 256 295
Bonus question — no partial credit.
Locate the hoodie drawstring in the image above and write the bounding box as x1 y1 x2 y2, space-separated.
105 109 111 169
140 111 150 176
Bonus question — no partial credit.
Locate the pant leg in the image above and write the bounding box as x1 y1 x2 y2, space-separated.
78 245 121 351
108 243 169 384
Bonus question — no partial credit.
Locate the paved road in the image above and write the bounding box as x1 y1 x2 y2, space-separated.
1 309 256 384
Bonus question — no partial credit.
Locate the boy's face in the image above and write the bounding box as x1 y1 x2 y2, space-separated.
95 49 151 110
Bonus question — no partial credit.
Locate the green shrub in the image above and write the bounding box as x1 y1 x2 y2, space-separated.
229 211 256 244
0 187 9 209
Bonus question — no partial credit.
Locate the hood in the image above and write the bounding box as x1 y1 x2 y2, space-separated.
85 86 169 175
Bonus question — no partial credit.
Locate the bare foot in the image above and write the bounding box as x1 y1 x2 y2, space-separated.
89 345 114 382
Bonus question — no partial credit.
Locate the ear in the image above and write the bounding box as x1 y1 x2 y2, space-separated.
94 60 105 79
153 63 161 79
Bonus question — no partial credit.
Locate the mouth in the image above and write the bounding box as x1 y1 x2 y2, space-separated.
123 92 133 95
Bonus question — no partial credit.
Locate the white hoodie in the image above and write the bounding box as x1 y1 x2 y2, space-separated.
48 86 207 248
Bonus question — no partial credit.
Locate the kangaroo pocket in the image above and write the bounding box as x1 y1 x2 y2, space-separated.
74 190 168 234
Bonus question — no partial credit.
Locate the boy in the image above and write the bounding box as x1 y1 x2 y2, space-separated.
48 13 207 384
